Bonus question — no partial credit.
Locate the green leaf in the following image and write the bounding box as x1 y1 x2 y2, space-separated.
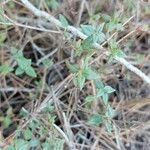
20 107 29 117
11 48 37 77
93 32 105 43
97 88 105 97
0 64 13 75
13 50 23 59
81 24 105 44
81 56 90 69
107 20 123 32
88 114 103 125
81 25 95 36
59 14 69 28
29 120 40 130
11 47 18 55
90 13 100 22
85 95 96 102
94 79 104 89
109 49 125 60
109 40 125 59
107 21 117 31
93 23 105 43
6 145 15 150
109 40 118 49
46 0 59 9
102 93 109 105
25 66 37 78
42 142 51 150
77 72 86 90
115 23 124 31
17 58 31 70
96 23 105 33
14 139 28 150
105 105 115 118
115 50 126 58
74 40 83 56
3 117 12 128
15 67 24 75
82 35 94 51
104 86 115 93
95 82 113 105
48 115 56 124
23 128 32 140
105 122 113 133
101 14 111 22
44 138 65 150
66 62 79 73
41 58 53 68
83 68 99 80
29 139 39 147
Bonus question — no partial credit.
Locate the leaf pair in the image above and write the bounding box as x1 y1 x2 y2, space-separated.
108 40 126 62
88 105 114 133
85 79 115 105
67 58 99 90
88 111 114 133
88 114 113 133
73 68 98 90
59 14 69 28
96 85 115 105
81 23 105 39
11 48 37 78
88 114 103 125
81 24 105 51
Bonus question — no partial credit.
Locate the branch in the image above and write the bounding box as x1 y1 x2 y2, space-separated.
20 0 150 85
0 87 34 92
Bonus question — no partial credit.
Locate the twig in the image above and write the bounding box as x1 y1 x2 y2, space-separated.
36 74 73 113
62 112 75 149
37 48 58 65
20 0 150 85
91 138 99 150
117 29 137 44
53 124 70 146
0 87 34 92
2 14 60 34
91 80 98 113
76 0 86 27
